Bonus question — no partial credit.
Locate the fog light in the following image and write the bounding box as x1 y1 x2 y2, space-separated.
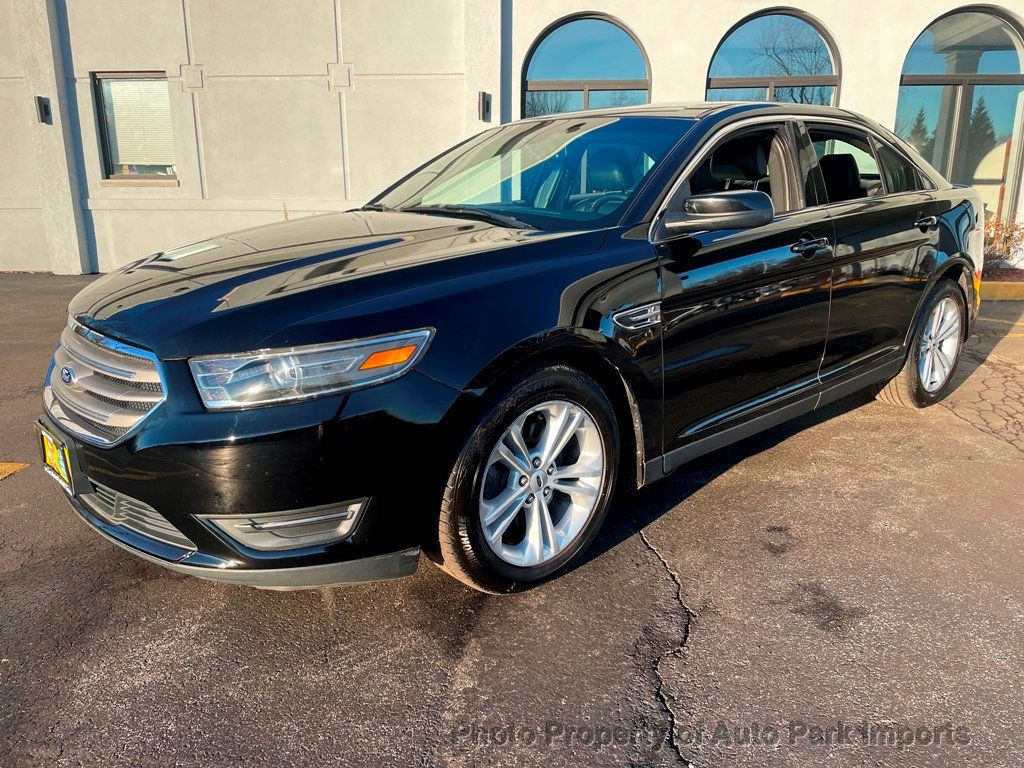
200 499 367 551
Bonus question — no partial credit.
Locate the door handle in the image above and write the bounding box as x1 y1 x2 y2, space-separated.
915 215 939 230
791 237 833 258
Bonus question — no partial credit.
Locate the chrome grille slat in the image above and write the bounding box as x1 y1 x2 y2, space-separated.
44 318 166 446
80 481 196 551
80 370 163 405
52 381 143 427
93 371 162 393
60 326 161 384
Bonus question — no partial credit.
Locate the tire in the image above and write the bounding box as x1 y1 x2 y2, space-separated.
432 364 619 593
874 280 966 408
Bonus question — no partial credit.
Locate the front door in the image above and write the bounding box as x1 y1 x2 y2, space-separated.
656 122 833 466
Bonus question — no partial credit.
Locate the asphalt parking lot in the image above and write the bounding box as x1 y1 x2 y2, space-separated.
2 274 1023 768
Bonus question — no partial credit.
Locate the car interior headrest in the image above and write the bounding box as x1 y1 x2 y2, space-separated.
587 146 631 193
818 153 862 202
711 137 769 181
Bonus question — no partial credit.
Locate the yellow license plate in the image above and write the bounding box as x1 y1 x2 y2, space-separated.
41 428 72 490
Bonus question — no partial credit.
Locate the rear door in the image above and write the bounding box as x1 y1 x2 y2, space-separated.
801 122 939 383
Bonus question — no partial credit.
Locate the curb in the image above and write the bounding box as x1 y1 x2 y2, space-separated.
981 282 1024 301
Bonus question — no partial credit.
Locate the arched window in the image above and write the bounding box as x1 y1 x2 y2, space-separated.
706 12 839 105
522 16 650 118
895 10 1024 220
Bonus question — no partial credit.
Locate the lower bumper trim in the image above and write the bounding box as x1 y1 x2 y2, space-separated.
127 543 422 590
67 492 420 590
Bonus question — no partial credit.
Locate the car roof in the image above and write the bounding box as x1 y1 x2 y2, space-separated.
519 101 868 124
528 101 950 195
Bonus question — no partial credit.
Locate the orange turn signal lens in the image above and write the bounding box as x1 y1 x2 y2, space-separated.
359 344 418 370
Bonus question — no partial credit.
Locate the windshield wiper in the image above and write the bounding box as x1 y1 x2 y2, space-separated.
357 202 396 212
399 205 533 230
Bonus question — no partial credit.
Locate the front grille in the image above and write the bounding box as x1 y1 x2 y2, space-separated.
79 481 196 551
94 371 162 393
44 318 166 446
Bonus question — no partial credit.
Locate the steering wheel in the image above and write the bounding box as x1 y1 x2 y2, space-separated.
570 191 629 214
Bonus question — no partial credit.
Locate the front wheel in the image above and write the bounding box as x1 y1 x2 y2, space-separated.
432 365 618 593
874 280 966 408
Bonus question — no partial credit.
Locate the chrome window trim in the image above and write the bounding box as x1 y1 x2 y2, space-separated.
801 117 940 195
648 113 944 243
44 318 168 448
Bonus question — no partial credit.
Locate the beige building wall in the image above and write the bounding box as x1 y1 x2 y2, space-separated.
1 0 501 274
0 1 47 273
2 0 1023 274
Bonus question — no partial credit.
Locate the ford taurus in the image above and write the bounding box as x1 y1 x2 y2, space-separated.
37 102 983 593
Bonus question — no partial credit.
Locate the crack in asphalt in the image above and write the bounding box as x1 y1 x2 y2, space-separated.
638 527 698 767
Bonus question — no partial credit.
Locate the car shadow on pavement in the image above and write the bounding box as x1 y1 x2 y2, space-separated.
578 392 873 572
577 299 1024 573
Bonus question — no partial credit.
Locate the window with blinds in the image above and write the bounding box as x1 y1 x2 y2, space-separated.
95 73 176 178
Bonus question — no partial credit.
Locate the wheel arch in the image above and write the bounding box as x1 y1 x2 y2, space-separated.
931 257 974 341
902 256 974 351
439 329 656 492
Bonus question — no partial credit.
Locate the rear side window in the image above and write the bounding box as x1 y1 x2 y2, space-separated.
875 142 922 194
809 128 882 203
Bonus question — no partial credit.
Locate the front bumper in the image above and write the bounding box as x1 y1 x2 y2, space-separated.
37 368 465 588
67 487 419 589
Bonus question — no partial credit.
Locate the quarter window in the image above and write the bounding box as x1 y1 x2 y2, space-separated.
94 73 176 179
875 143 922 194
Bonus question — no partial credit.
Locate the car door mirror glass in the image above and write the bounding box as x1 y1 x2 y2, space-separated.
662 190 775 234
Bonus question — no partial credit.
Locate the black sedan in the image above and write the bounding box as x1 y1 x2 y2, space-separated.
37 102 983 593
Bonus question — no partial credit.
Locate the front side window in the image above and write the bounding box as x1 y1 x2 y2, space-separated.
95 73 176 179
686 126 799 214
808 128 881 203
376 116 692 230
522 17 650 117
706 13 839 105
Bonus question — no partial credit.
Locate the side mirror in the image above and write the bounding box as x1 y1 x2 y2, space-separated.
661 190 774 234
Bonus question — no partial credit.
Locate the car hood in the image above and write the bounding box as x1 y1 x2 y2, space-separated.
69 210 604 359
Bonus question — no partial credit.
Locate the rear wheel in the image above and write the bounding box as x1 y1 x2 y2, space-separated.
433 365 618 593
874 281 966 408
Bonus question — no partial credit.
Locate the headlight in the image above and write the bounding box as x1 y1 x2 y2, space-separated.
189 328 433 409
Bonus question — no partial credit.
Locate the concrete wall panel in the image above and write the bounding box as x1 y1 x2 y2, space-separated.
0 0 23 76
342 0 465 75
0 83 39 199
345 76 467 199
63 0 186 77
197 80 346 200
189 0 338 77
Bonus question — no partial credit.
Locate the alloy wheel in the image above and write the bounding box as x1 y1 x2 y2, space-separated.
919 296 962 393
478 400 605 567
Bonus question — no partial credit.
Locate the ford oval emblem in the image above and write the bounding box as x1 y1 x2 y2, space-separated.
59 365 75 385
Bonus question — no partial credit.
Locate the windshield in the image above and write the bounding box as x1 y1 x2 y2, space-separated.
375 116 694 231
